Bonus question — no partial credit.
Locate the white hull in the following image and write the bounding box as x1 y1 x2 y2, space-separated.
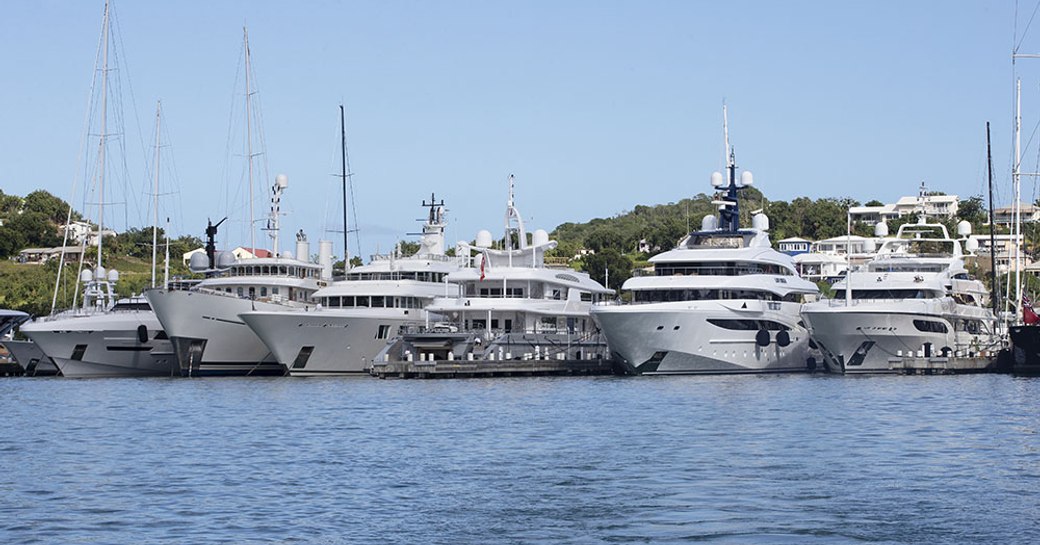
20 311 174 378
145 289 287 376
591 301 813 375
240 308 421 376
801 300 1000 374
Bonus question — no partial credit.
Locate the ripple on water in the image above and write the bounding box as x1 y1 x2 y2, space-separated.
0 375 1039 544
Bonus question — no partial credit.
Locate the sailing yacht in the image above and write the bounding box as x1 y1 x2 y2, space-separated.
800 211 1001 374
20 1 175 378
374 177 613 364
240 196 464 376
590 118 820 374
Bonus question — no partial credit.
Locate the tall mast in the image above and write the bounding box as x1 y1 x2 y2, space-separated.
244 27 256 256
151 100 161 288
987 122 1000 323
96 0 110 272
340 104 349 268
1015 78 1023 321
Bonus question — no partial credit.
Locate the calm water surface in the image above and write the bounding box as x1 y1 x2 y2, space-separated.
1 374 1039 544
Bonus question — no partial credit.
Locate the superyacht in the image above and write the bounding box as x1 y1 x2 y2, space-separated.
375 178 613 364
240 196 464 376
590 128 819 374
800 217 1001 374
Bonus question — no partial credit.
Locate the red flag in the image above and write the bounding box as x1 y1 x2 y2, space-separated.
1025 296 1040 325
479 254 486 281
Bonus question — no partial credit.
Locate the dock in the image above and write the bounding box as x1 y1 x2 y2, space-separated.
370 357 618 379
887 355 1006 375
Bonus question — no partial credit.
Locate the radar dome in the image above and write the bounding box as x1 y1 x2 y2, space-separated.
957 220 972 237
216 251 236 269
874 221 889 237
964 237 979 254
275 174 288 188
79 270 93 283
282 250 294 259
701 215 718 231
740 171 754 187
189 253 210 272
752 212 770 231
107 269 119 283
863 239 877 253
94 266 106 281
475 230 493 248
532 229 549 247
710 171 724 188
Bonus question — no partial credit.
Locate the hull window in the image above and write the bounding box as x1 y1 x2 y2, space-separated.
707 319 790 331
71 344 88 361
913 320 949 334
292 346 314 369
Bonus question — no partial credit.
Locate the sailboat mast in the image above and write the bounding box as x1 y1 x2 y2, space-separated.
96 0 110 274
340 104 349 268
244 27 256 256
987 122 1000 323
151 100 161 288
1015 78 1023 321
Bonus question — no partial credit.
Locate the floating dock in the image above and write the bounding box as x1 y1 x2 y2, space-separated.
887 355 1005 375
370 357 617 379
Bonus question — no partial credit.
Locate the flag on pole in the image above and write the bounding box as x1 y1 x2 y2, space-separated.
1025 296 1039 325
479 254 486 281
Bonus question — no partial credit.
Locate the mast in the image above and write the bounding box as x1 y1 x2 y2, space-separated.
96 0 110 276
340 104 349 268
1014 78 1023 322
244 27 256 256
151 100 161 288
987 122 1000 322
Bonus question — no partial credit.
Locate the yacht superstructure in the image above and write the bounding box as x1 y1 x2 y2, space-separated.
375 177 613 364
590 119 819 374
240 196 463 376
800 215 1001 374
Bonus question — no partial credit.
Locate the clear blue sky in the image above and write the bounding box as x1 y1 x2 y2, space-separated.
0 0 1035 260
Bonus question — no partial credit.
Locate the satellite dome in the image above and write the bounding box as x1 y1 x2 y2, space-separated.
475 230 493 248
94 266 106 281
107 269 119 283
79 269 93 282
275 174 288 188
701 215 718 231
216 251 236 269
957 220 972 237
710 171 724 188
189 253 210 272
874 221 889 237
964 237 979 254
740 171 754 187
532 229 549 247
282 250 294 259
752 212 769 231
863 239 877 253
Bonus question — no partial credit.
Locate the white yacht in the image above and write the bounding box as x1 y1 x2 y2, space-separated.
21 273 175 378
240 196 464 376
590 147 820 375
800 216 1001 374
375 178 613 364
145 216 329 376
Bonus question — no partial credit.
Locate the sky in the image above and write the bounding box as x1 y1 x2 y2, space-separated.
1 0 1038 261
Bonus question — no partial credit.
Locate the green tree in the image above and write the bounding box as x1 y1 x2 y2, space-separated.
581 248 632 293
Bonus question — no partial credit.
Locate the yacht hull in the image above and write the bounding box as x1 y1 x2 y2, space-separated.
591 301 813 375
145 289 286 376
19 312 174 378
2 340 60 376
239 308 419 376
801 302 998 374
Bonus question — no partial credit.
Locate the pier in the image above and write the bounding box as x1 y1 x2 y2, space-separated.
886 355 1006 375
370 357 617 379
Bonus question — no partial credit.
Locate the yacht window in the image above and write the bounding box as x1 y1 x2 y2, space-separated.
581 292 593 302
248 287 256 299
237 287 244 297
273 287 280 295
472 319 487 329
262 266 270 275
913 320 948 333
376 325 391 339
707 319 790 331
356 296 370 308
372 296 386 308
279 266 287 275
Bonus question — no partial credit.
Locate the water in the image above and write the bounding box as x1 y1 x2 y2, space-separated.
1 374 1039 544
